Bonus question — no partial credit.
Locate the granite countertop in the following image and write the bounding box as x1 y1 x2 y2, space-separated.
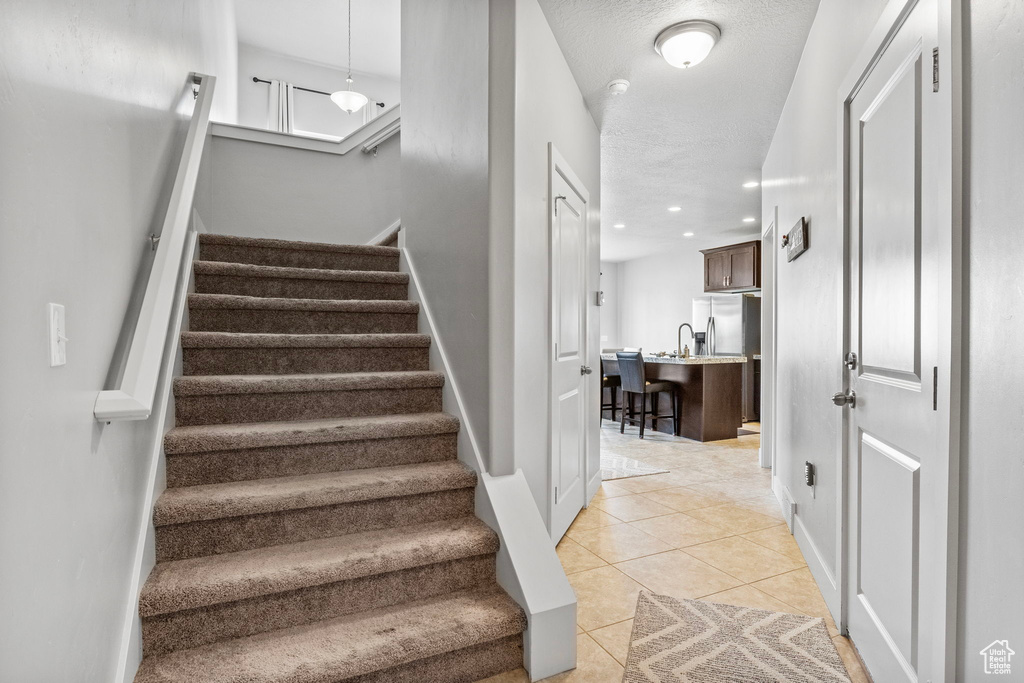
753 354 761 360
601 353 747 365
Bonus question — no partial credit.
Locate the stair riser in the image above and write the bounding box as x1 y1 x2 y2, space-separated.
175 387 442 426
189 308 419 335
350 635 524 683
200 244 399 273
195 274 408 301
166 434 458 487
155 488 475 561
182 347 429 376
142 555 496 656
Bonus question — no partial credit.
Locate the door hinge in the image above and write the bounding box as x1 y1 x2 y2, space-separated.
933 366 938 410
932 47 940 92
554 486 558 501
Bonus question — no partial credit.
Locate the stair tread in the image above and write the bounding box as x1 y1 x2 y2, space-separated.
188 293 419 313
165 412 460 455
140 516 497 616
134 588 525 683
153 461 476 526
199 233 400 257
180 332 431 349
174 371 444 396
194 260 408 283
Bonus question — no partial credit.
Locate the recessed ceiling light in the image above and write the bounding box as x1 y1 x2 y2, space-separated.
742 217 756 223
743 181 760 188
654 20 721 69
683 232 695 237
613 223 626 229
668 206 682 212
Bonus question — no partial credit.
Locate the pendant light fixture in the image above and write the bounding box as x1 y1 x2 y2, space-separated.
654 20 721 69
331 0 369 114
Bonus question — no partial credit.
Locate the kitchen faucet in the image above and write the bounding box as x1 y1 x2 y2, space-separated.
677 323 695 357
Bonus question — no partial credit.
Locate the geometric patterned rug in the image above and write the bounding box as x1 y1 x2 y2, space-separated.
600 454 669 481
623 592 850 682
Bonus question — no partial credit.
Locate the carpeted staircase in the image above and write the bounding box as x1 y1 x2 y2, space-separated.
134 234 526 683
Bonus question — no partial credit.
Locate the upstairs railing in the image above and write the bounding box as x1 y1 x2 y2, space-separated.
94 73 216 421
209 104 400 156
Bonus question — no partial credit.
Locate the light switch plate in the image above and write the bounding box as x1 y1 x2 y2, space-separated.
48 303 66 367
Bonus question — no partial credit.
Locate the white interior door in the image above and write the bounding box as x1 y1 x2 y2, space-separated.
842 0 952 679
549 167 588 541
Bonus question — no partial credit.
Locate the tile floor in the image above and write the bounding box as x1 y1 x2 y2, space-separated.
483 421 871 682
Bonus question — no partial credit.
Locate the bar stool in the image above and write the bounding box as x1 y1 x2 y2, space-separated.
601 358 621 421
615 351 681 438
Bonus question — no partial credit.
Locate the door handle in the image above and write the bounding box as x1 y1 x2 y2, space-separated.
581 365 593 376
831 390 856 407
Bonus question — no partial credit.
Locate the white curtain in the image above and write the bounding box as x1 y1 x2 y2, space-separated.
362 100 380 126
268 79 295 133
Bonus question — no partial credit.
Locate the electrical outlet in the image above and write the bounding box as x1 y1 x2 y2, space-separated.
48 303 66 367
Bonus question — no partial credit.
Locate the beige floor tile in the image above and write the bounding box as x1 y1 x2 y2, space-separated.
628 513 731 549
589 480 633 500
741 524 806 561
568 523 672 563
567 506 623 534
751 567 839 635
557 537 608 574
733 493 787 521
609 473 678 494
543 633 625 682
682 536 805 583
642 486 728 512
566 566 645 631
592 494 674 522
701 584 805 614
479 668 530 682
615 550 742 599
686 474 772 501
682 503 781 534
832 635 873 683
587 619 634 665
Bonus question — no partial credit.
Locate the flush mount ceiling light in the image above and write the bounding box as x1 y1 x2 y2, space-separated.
655 20 721 69
668 206 682 212
743 181 760 188
331 0 368 114
613 223 626 229
683 232 695 237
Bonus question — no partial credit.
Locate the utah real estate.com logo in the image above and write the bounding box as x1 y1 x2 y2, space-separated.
980 640 1014 675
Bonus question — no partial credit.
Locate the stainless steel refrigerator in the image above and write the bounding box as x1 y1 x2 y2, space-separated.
693 294 761 421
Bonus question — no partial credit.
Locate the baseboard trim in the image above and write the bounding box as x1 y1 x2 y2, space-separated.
793 510 842 630
399 244 576 680
366 219 401 247
114 213 202 683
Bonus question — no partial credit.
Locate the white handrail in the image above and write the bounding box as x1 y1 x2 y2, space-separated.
94 73 216 421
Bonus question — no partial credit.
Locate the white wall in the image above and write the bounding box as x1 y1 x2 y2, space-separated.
761 0 889 615
957 1 1024 677
0 1 237 680
511 0 601 522
235 43 400 139
615 246 707 353
206 133 401 244
599 262 621 350
401 0 493 464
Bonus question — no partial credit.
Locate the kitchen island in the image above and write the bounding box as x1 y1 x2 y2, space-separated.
601 354 747 442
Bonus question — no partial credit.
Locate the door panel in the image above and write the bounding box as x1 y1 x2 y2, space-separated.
550 171 588 540
729 245 757 289
844 1 942 681
860 61 921 381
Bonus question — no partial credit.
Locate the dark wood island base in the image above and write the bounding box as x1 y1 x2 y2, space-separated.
601 356 745 442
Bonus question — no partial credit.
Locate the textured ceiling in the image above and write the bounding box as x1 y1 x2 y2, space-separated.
236 0 401 80
537 0 820 261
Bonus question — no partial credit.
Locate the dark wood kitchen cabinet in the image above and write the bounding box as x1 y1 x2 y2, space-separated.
701 240 761 292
